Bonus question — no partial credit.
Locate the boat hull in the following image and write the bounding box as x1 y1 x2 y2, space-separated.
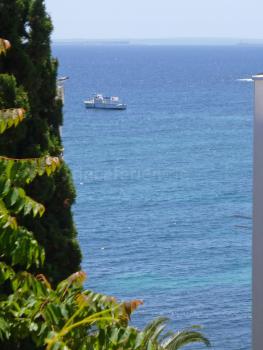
84 102 127 110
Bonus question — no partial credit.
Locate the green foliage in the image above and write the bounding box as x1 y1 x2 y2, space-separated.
85 318 211 350
0 270 128 348
0 155 60 269
0 156 60 270
0 108 25 133
0 39 61 273
0 74 29 110
0 0 81 283
0 74 29 156
0 269 210 350
0 155 60 184
28 0 53 61
0 258 210 350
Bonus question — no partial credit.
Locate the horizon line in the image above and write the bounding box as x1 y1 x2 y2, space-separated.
51 37 263 46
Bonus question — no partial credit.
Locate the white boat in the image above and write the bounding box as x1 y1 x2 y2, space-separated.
84 94 127 110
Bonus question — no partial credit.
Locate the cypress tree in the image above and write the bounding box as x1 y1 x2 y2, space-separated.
0 0 81 284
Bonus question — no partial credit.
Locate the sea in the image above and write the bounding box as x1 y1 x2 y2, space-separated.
53 44 263 350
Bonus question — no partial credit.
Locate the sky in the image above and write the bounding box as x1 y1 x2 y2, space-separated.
45 0 263 41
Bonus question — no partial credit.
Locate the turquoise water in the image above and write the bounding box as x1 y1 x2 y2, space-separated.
54 45 262 349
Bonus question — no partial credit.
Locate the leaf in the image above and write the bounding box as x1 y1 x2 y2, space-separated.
56 271 87 298
123 300 144 320
0 108 25 133
9 187 19 206
67 271 87 286
2 184 45 217
44 304 62 326
0 262 15 284
161 329 211 349
0 226 45 268
36 274 52 290
0 317 11 341
0 38 11 54
0 179 11 197
0 156 61 185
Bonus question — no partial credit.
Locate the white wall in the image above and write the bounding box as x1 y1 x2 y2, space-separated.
253 74 263 350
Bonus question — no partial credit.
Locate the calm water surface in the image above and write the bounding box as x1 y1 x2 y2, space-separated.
53 45 263 349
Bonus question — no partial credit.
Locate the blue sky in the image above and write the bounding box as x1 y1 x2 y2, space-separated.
45 0 263 40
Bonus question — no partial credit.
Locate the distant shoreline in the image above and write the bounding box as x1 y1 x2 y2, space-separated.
52 38 263 47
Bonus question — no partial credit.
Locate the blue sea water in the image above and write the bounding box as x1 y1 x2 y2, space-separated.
53 45 263 350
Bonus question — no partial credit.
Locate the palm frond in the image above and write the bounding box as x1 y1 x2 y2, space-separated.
161 329 211 350
142 317 170 347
